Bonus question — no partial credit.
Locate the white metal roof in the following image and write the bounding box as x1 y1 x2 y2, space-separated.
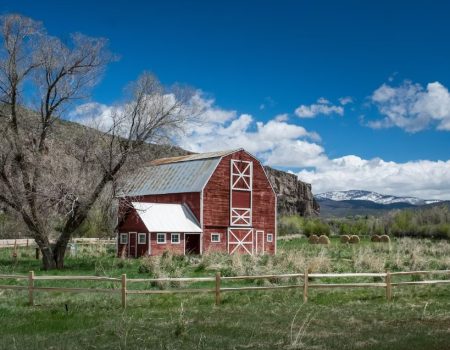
132 202 202 233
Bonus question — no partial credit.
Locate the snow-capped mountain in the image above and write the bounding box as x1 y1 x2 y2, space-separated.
315 190 442 206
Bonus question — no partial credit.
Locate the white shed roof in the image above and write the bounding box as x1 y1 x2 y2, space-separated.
132 202 202 233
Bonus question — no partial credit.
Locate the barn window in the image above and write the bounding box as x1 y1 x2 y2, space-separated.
120 233 128 244
157 233 166 244
267 233 273 243
171 233 180 244
138 233 146 244
211 233 220 243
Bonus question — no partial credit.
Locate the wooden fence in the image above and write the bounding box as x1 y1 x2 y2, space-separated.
0 269 449 308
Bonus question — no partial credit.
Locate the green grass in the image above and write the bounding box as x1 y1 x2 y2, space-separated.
0 237 449 349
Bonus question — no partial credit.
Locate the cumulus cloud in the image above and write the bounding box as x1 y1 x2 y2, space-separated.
177 97 323 168
295 97 344 118
369 80 450 132
69 92 450 200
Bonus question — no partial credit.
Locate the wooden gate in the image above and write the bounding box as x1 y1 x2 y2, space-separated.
228 228 253 254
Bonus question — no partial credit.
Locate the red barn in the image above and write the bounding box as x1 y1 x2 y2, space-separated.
117 149 276 257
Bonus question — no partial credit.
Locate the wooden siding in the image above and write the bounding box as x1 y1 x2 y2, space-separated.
203 228 227 253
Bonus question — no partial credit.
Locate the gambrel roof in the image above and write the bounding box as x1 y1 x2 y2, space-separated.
119 149 241 197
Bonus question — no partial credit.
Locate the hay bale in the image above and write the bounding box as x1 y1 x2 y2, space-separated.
380 234 391 243
340 235 350 243
308 235 319 244
349 235 360 244
318 235 330 245
371 235 381 242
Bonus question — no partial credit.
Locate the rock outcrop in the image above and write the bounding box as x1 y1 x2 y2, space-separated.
264 166 320 217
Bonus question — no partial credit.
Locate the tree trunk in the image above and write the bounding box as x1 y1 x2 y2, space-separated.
39 243 57 270
53 241 68 269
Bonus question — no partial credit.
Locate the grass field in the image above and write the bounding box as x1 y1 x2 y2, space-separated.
0 237 449 349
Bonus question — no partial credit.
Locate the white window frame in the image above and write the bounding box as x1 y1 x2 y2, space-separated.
157 233 166 244
267 233 273 243
171 233 181 244
120 233 128 244
211 233 221 243
138 233 146 244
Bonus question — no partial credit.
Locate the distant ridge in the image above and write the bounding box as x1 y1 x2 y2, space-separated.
315 190 442 206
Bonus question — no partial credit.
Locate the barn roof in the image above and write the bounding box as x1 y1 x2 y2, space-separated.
119 149 242 196
132 202 202 233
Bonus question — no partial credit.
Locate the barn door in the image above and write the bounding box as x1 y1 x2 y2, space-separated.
228 228 253 254
255 230 264 254
128 232 137 258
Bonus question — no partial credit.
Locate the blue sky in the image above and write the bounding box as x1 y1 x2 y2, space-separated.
3 0 450 198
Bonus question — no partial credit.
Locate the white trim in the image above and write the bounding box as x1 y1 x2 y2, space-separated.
230 208 251 226
171 233 181 244
211 233 221 243
138 233 147 244
228 228 253 255
119 233 128 245
256 230 264 254
267 233 273 243
156 232 166 244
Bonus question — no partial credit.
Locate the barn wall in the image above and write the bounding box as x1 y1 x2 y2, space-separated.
133 193 201 221
203 150 276 255
117 207 149 257
203 228 227 253
149 233 185 255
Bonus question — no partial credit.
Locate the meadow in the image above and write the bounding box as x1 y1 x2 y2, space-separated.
0 237 449 349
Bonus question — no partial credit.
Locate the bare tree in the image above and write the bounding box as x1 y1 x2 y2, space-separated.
0 14 197 269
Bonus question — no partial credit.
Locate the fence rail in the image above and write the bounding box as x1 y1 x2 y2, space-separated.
0 269 449 308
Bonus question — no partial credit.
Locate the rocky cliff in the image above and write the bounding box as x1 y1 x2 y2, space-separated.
264 166 320 217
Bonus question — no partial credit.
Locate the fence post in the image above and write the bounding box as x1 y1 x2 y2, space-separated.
303 269 309 303
215 271 221 306
28 271 34 306
121 274 127 309
385 270 392 301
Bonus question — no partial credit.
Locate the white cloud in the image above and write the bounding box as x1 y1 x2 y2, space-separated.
178 98 323 168
69 92 450 200
338 96 353 105
295 97 344 118
298 156 450 200
369 80 450 132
